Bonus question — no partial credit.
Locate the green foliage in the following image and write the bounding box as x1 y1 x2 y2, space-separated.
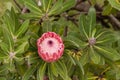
0 0 120 80
19 0 76 20
108 0 120 11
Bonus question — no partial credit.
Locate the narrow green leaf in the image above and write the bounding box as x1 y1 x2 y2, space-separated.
41 0 52 12
1 26 14 51
22 65 37 80
42 20 52 33
14 63 26 76
0 42 9 54
74 59 85 75
11 7 20 31
55 61 70 80
89 46 100 64
20 13 42 19
88 7 96 37
79 52 89 66
65 50 76 65
94 46 120 61
48 64 54 80
92 28 96 37
99 57 105 65
48 0 63 15
0 52 8 60
61 0 76 12
51 19 66 35
0 65 8 74
7 60 15 72
3 10 15 34
50 63 58 77
24 0 42 14
37 62 47 80
16 20 29 37
96 31 116 45
15 41 29 54
79 14 89 39
0 64 8 75
95 30 108 39
65 35 87 49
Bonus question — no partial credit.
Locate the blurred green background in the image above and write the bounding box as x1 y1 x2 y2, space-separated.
0 0 14 17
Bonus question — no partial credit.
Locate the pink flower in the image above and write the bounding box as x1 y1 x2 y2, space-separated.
37 32 64 62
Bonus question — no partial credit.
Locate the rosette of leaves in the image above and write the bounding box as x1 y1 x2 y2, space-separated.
19 0 76 20
0 8 71 80
0 8 30 79
65 7 120 65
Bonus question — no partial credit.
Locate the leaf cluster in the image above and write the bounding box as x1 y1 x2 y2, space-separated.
0 0 120 80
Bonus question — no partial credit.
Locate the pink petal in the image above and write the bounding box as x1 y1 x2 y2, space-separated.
37 32 64 62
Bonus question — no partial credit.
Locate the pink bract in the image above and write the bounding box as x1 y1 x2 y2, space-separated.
37 32 64 62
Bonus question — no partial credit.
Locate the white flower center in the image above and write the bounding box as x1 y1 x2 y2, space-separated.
40 38 60 55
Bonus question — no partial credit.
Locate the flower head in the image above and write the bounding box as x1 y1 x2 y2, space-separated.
37 32 64 62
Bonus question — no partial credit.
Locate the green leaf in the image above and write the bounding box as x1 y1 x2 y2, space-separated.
89 46 100 64
0 64 8 76
65 50 76 65
42 20 52 33
79 14 89 39
20 13 42 19
52 18 66 35
15 63 26 76
99 57 105 65
16 20 29 37
108 0 120 11
94 46 120 61
106 67 120 80
7 60 15 72
78 7 96 39
15 41 29 54
1 26 14 51
48 64 54 80
50 63 58 77
91 28 97 38
55 61 70 80
10 7 20 32
80 52 89 66
0 52 8 61
95 30 108 39
41 0 52 12
61 0 76 12
102 4 112 15
2 10 15 34
68 21 79 33
74 59 85 75
23 0 42 14
96 31 116 45
0 42 9 54
88 7 96 37
22 65 37 80
65 35 87 49
0 65 8 74
48 0 63 15
37 62 47 80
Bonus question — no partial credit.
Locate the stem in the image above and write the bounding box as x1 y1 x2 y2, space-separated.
101 67 110 75
63 26 68 37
